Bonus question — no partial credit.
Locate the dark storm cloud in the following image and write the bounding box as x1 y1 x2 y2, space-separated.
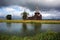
0 0 7 6
0 0 60 11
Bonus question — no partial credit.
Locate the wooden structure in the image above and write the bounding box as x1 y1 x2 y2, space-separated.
28 7 42 20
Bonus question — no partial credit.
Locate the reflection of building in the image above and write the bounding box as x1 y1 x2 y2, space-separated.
33 23 41 33
28 7 42 20
28 12 42 20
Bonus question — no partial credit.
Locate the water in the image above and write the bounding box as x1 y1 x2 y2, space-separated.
0 22 60 36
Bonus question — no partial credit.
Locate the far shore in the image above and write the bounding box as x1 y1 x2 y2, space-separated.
0 20 60 24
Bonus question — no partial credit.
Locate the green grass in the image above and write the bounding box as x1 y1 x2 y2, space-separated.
0 31 60 40
0 20 60 24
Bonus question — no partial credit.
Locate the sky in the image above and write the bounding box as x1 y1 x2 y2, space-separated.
0 0 60 19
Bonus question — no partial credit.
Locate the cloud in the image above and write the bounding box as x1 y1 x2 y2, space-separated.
0 0 60 11
0 12 3 16
0 6 31 17
3 8 15 12
41 9 60 19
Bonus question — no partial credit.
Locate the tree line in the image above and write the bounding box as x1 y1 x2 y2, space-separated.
6 11 28 20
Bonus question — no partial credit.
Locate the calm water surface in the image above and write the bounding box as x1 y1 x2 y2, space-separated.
0 23 60 36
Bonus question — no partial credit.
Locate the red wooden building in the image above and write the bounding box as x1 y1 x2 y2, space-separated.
28 7 42 20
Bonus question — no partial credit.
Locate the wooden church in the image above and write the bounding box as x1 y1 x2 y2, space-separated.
28 7 42 20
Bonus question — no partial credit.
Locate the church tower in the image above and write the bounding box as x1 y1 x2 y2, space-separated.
34 6 42 20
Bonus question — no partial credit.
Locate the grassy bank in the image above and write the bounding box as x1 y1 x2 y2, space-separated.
0 20 60 24
0 31 60 40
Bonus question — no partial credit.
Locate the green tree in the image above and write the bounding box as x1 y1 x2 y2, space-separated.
6 15 12 20
21 11 29 20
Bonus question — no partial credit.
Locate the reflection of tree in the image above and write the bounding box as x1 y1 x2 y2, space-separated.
22 23 27 31
6 22 11 28
22 23 27 36
33 23 41 33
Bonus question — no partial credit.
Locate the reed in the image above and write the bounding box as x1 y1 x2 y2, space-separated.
0 31 60 40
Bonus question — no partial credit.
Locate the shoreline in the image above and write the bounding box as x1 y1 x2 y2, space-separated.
0 20 60 24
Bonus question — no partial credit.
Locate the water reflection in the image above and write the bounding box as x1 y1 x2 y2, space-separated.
6 22 11 27
21 23 41 36
33 23 41 33
22 23 27 36
0 22 60 36
22 23 27 31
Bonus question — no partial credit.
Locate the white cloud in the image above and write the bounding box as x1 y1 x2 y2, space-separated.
4 8 15 12
0 6 31 17
42 14 51 17
0 12 3 16
41 9 60 19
